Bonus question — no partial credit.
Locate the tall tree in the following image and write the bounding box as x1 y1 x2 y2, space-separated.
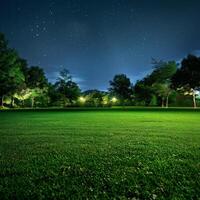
172 54 200 108
0 32 8 52
134 78 154 106
55 69 80 106
109 74 133 104
0 33 9 106
26 66 48 107
27 66 47 88
47 83 60 106
150 60 177 107
0 44 25 107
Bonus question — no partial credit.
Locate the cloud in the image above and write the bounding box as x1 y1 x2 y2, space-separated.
191 50 200 56
72 76 85 84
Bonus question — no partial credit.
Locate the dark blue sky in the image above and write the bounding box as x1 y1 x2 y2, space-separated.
1 0 200 90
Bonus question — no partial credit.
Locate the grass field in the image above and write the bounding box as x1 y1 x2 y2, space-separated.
0 109 200 199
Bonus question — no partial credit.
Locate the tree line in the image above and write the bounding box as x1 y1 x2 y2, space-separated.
0 32 200 108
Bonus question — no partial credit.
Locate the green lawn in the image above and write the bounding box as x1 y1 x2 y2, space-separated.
0 109 200 199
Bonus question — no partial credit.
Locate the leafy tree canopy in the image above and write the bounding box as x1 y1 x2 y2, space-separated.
109 74 133 101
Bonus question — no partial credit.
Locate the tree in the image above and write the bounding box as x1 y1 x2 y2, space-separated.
27 66 47 88
82 90 105 107
134 60 177 107
109 74 133 104
134 78 154 106
26 66 48 107
58 68 72 82
47 83 60 106
0 47 25 107
0 32 8 52
55 69 80 106
172 54 200 108
150 60 177 107
152 82 171 107
0 33 11 106
14 88 32 107
28 88 47 108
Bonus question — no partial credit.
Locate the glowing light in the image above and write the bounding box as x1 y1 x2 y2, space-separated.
79 96 86 103
195 90 200 95
111 97 117 103
103 100 108 105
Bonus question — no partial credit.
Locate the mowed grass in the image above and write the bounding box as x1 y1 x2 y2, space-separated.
0 109 200 200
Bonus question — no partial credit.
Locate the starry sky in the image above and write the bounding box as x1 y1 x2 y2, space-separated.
1 0 200 90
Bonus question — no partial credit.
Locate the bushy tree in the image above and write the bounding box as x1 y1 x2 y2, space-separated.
55 69 80 106
26 66 48 107
0 40 25 107
134 78 154 106
109 74 133 105
150 60 177 107
134 60 177 107
27 66 47 89
82 90 103 107
172 54 200 108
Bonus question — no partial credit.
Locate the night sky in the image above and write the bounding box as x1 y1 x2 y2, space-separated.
1 0 200 90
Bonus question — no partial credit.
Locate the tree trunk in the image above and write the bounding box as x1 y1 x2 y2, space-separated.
22 99 25 107
1 96 4 107
31 97 34 108
11 96 15 108
166 94 169 108
192 94 197 108
161 97 165 108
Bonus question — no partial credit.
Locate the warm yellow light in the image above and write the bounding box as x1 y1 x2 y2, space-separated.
79 96 86 103
111 97 117 103
103 100 108 105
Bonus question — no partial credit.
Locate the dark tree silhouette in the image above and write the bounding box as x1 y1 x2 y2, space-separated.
172 54 200 108
109 74 133 104
150 60 177 107
27 66 47 88
55 69 80 106
134 78 154 106
27 66 48 107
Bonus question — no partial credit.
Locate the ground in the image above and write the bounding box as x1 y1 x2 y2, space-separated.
0 108 199 199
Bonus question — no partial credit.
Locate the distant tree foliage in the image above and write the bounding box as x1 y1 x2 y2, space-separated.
134 60 177 107
55 69 81 106
150 59 177 107
109 74 133 104
0 31 199 108
134 78 154 106
172 54 200 108
27 66 47 89
81 90 108 107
